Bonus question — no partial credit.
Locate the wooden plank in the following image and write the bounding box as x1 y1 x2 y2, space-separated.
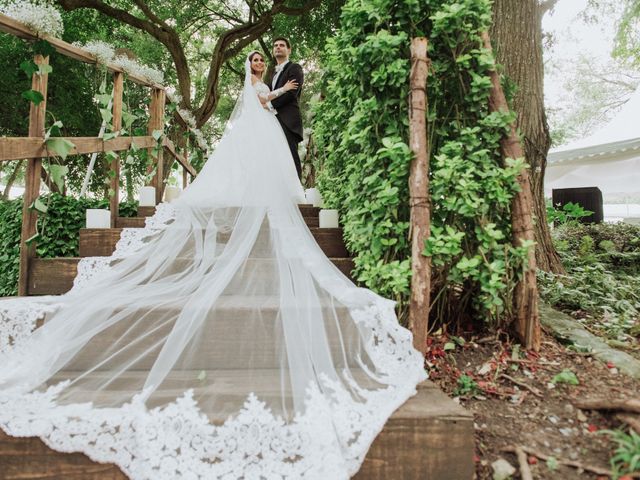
115 216 146 228
26 257 354 296
136 205 320 219
18 54 48 297
164 139 197 177
110 72 124 228
0 14 159 88
78 226 348 258
146 89 165 205
0 136 158 162
28 257 79 295
354 382 474 479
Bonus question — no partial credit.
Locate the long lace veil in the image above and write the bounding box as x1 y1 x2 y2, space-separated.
0 51 427 480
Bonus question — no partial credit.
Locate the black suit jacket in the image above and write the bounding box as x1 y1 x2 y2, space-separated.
270 62 304 142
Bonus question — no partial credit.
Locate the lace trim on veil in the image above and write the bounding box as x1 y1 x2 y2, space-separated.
0 203 427 479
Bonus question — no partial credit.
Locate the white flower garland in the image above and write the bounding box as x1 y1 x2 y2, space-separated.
1 0 63 38
2 3 209 159
74 40 115 65
72 42 209 153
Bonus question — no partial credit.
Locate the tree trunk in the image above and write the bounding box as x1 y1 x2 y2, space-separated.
490 0 564 274
482 31 541 352
2 160 23 200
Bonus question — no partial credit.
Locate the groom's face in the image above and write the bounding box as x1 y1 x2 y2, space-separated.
273 40 291 60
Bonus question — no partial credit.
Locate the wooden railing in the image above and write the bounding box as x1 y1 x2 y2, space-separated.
0 13 197 296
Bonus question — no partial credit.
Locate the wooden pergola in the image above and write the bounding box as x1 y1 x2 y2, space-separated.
0 13 197 296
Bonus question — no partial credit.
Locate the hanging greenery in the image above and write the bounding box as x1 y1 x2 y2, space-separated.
313 0 529 327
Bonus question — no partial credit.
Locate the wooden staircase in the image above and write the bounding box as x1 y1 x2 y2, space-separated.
3 204 474 479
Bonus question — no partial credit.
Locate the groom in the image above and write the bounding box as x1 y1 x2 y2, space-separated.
268 37 304 179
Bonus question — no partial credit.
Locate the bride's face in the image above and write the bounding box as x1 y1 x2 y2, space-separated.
251 54 265 75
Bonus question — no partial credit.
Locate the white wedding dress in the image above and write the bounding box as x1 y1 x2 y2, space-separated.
0 54 427 479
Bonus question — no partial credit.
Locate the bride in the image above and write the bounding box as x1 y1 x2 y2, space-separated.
0 51 427 479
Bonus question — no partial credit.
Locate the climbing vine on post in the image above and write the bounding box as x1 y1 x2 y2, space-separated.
313 0 533 337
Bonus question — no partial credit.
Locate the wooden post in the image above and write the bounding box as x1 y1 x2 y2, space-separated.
481 31 540 351
408 37 431 355
110 71 123 227
18 54 49 296
147 88 165 204
182 138 190 189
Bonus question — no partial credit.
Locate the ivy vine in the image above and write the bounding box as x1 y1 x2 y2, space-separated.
313 0 528 327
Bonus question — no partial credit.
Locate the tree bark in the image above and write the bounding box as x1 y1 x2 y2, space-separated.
2 160 23 200
482 31 541 352
408 38 431 355
57 0 322 127
490 0 564 274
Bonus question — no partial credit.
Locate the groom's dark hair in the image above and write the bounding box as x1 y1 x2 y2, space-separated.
273 36 291 49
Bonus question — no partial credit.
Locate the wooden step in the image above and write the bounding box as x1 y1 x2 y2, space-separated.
0 380 474 479
48 295 365 370
79 227 349 258
116 214 320 229
138 204 321 219
27 257 355 296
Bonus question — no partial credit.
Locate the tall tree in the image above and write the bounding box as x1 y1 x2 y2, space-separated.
56 0 331 127
490 0 564 273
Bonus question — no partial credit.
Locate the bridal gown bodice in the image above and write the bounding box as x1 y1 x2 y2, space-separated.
253 80 272 98
0 56 427 480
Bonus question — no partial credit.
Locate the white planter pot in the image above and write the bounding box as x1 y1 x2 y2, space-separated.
319 209 339 228
139 186 156 206
86 209 111 229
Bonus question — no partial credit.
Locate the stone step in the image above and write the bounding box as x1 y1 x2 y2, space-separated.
79 227 349 258
27 257 355 296
0 379 474 479
53 295 363 370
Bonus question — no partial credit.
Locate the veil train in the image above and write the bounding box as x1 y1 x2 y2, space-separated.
0 53 427 479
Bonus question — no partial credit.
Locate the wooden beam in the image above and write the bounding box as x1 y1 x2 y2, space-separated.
164 139 196 177
481 31 540 351
0 136 158 162
0 14 161 88
18 54 48 296
110 72 124 228
147 88 166 204
408 38 431 355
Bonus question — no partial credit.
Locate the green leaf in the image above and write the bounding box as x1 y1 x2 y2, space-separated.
443 342 456 351
100 108 113 124
551 369 579 386
152 129 163 141
96 93 112 107
103 131 119 141
38 64 53 75
46 138 75 161
122 111 137 129
29 197 48 214
33 40 55 57
545 456 558 471
19 60 38 78
22 90 45 105
47 164 68 192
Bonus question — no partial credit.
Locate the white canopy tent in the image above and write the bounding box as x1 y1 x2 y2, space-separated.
545 86 640 201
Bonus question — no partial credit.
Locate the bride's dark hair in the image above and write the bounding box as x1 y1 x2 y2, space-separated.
248 51 264 77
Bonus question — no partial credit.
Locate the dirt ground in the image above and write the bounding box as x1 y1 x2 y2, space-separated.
426 328 640 479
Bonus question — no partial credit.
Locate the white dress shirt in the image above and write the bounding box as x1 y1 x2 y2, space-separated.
272 60 290 89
